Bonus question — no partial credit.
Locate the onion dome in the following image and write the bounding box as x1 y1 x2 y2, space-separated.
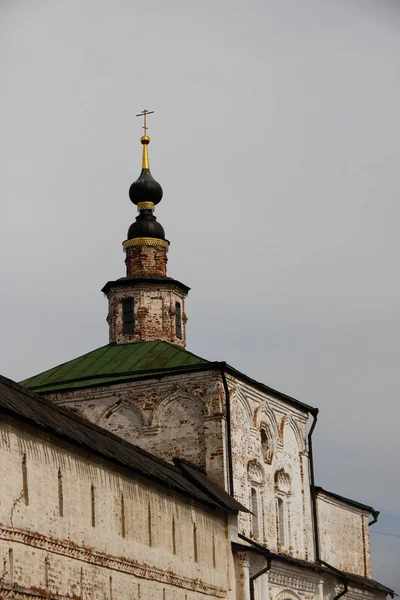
124 128 169 250
127 210 165 240
128 136 163 206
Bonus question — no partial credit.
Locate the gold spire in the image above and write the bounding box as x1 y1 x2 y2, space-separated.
136 109 154 170
140 135 150 169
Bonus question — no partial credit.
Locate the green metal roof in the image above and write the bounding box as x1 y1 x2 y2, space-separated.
21 341 209 393
20 341 315 414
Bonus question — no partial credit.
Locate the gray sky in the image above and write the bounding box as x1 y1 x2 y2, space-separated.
1 0 399 590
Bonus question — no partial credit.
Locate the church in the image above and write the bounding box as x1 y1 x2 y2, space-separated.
0 112 393 600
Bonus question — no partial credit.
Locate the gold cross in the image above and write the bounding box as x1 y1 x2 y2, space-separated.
136 109 154 136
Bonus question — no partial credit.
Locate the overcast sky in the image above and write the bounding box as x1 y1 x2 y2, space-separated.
1 0 399 590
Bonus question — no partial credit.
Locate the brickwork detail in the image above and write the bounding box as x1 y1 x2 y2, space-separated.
106 283 187 347
317 493 372 578
125 245 168 277
268 565 318 592
0 525 225 596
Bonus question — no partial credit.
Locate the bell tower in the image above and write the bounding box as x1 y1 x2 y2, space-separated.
102 110 189 347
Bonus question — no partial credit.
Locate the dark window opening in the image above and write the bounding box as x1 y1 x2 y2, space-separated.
58 469 64 517
172 516 177 554
121 493 126 538
91 484 95 527
22 454 29 505
148 502 152 546
122 298 134 334
251 487 259 538
277 497 285 547
261 428 268 452
193 523 198 563
175 302 182 339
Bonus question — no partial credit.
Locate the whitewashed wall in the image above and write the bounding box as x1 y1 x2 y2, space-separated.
0 414 233 600
46 368 379 587
316 492 372 577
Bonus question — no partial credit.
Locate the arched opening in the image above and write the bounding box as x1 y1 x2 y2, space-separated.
277 496 285 547
260 423 274 464
275 469 291 550
251 487 259 539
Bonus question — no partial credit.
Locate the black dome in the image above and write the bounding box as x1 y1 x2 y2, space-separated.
129 169 163 206
127 210 166 240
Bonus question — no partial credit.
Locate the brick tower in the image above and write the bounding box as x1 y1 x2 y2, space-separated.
102 112 189 347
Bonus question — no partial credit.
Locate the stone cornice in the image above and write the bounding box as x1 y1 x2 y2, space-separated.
268 564 319 593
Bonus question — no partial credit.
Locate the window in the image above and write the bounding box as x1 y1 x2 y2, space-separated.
148 503 152 546
172 516 177 554
193 523 198 563
175 302 182 339
91 484 95 527
277 497 285 547
122 298 134 334
247 461 264 541
260 424 274 464
8 549 13 587
121 493 126 538
275 469 291 549
250 487 259 538
58 469 64 517
212 532 216 568
22 454 29 505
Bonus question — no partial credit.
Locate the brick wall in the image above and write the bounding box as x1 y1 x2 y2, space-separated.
317 492 372 577
47 372 227 489
0 414 233 600
226 376 313 561
125 246 168 278
105 282 187 347
46 370 375 580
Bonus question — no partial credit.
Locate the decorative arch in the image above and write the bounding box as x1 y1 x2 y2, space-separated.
247 460 265 485
254 401 279 436
151 388 204 427
274 468 291 493
254 403 279 465
230 388 252 427
97 399 147 427
151 388 205 466
259 421 276 465
281 413 305 453
97 399 147 444
274 590 302 600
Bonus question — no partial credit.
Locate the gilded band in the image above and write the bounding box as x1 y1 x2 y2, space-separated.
137 202 155 211
123 237 169 249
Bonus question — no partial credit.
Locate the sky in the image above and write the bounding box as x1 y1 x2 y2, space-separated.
1 0 400 591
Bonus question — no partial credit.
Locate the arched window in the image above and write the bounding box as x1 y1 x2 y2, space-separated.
275 469 291 550
261 428 268 452
247 460 264 541
260 423 274 464
277 497 285 546
250 487 259 538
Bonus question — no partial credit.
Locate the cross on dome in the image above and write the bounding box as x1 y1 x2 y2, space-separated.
136 109 154 137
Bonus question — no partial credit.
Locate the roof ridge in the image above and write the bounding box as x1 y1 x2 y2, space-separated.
158 341 209 363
